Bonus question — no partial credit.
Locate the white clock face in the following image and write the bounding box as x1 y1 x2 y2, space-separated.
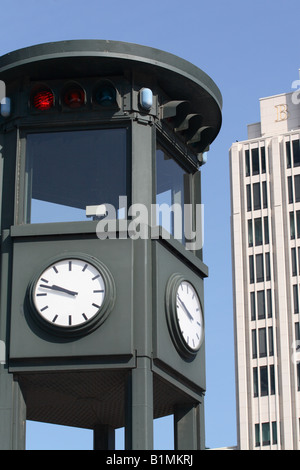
33 258 106 328
176 281 203 352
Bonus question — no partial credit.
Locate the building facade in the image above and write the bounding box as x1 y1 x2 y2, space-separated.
230 88 300 449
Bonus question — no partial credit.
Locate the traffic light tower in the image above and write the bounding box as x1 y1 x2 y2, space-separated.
0 40 222 450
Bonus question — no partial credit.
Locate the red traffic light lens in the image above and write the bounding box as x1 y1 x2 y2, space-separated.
32 89 54 110
63 86 85 108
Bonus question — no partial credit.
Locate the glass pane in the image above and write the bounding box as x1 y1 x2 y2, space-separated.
260 366 268 396
262 422 270 446
245 149 250 176
25 129 127 223
251 148 259 175
295 175 300 202
259 328 267 358
253 183 261 210
156 144 189 244
256 254 264 282
257 290 265 319
248 219 253 247
254 218 262 246
293 139 300 167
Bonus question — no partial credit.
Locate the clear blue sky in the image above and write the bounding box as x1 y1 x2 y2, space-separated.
1 0 299 450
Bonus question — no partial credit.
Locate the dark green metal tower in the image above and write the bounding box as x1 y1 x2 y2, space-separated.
0 40 222 450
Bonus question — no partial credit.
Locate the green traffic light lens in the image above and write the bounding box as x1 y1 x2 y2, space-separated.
95 85 116 107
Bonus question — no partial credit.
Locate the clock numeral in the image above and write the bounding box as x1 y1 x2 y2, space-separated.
53 266 58 274
92 274 100 281
93 289 104 293
68 315 72 326
41 278 49 283
52 315 58 323
82 263 88 272
197 321 201 326
40 305 48 312
37 293 47 297
69 261 72 271
82 313 88 321
92 303 100 309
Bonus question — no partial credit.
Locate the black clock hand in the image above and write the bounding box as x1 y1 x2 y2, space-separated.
39 284 78 296
177 295 194 321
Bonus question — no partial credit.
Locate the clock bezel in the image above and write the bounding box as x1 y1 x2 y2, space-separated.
27 252 116 337
165 273 204 358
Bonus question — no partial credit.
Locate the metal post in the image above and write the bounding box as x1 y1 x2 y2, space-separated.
93 424 115 450
125 357 153 450
174 402 203 450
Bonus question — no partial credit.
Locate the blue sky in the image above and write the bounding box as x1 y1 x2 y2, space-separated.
1 0 300 450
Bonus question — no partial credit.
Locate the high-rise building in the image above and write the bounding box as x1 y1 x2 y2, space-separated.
230 87 300 449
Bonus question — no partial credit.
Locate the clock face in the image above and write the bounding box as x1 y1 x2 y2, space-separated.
32 257 108 330
175 280 203 352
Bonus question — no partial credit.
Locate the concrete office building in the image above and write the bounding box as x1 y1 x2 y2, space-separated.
230 86 300 449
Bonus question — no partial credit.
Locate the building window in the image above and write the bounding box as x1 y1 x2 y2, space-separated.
250 291 256 320
255 422 277 447
267 289 272 318
245 146 266 176
256 254 264 282
288 174 300 204
253 365 276 397
264 216 269 244
260 366 268 396
253 183 261 210
249 255 254 284
286 139 300 168
259 329 267 358
25 128 128 223
248 219 253 247
156 143 190 244
252 330 257 359
255 218 263 246
293 285 299 314
292 248 297 276
257 290 265 319
247 184 252 211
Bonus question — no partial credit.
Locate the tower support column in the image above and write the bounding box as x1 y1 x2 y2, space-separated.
125 357 153 450
0 369 26 450
174 400 204 450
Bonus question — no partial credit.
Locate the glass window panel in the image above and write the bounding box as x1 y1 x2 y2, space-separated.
257 290 265 319
254 218 262 246
267 289 272 318
288 176 293 204
262 181 268 208
261 146 266 173
262 422 270 446
251 291 256 320
156 145 189 244
251 148 259 175
286 141 291 168
293 284 299 314
253 183 261 210
248 219 253 247
297 210 300 238
272 422 277 445
260 366 268 395
25 129 127 223
245 149 250 176
265 252 271 281
256 254 264 282
246 184 252 211
293 139 300 167
268 327 274 356
255 423 260 447
249 255 254 284
252 330 257 359
259 328 267 358
270 365 275 394
292 248 297 276
294 175 300 202
264 216 269 244
253 367 258 397
290 212 295 239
